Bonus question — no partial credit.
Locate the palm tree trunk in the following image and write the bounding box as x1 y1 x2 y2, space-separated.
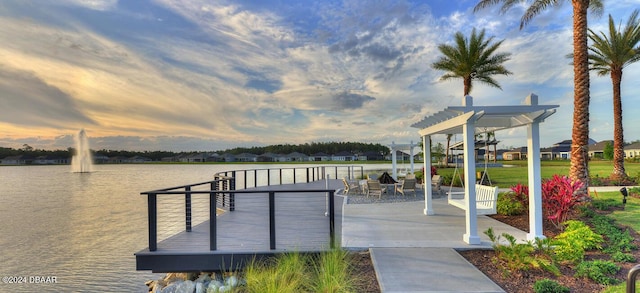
445 134 451 167
611 69 627 180
463 77 471 96
569 1 591 196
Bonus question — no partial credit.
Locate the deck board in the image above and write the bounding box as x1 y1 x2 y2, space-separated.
136 180 344 272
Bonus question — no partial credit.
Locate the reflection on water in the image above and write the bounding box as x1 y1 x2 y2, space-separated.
0 163 392 292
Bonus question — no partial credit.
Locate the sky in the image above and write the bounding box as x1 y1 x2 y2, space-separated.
1 0 639 152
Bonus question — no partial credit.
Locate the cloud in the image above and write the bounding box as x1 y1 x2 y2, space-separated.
331 92 375 110
0 67 96 128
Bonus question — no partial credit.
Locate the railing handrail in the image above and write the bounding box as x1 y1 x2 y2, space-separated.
141 165 361 253
143 188 335 195
141 179 223 194
144 189 336 252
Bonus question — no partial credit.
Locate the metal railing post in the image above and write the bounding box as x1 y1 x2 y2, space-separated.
244 170 247 189
329 190 335 249
210 189 217 251
254 170 258 188
185 186 192 232
279 169 282 185
148 193 157 251
628 264 640 293
269 191 276 250
267 169 271 186
230 172 236 212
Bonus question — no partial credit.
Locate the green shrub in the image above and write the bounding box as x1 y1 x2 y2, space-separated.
311 249 356 293
497 192 526 216
533 278 570 293
591 198 623 211
574 260 620 285
611 251 636 263
484 228 559 276
551 220 603 263
590 215 637 254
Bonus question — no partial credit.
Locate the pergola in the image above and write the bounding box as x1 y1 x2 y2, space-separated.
411 94 558 244
388 141 418 180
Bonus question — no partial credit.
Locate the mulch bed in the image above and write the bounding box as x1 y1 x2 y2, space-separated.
458 207 640 293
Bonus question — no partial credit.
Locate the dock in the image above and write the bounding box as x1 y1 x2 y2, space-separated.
135 180 344 273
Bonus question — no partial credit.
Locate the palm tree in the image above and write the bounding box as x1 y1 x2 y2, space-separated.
445 133 453 166
474 0 603 196
588 10 640 181
487 131 497 163
431 28 512 96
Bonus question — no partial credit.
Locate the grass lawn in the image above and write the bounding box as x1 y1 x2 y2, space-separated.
590 191 640 293
433 160 640 188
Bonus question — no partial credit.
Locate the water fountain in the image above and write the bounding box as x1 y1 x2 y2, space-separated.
71 129 94 173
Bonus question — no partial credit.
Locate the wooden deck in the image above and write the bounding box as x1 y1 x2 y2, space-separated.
135 180 344 272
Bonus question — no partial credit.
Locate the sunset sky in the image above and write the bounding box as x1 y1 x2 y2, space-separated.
1 0 639 152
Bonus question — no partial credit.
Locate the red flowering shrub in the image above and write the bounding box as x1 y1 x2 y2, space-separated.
541 175 584 230
510 183 529 210
431 166 437 177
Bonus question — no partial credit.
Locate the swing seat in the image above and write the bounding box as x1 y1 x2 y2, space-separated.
447 184 498 215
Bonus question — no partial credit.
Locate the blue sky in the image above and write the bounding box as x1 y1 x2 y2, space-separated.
0 0 639 152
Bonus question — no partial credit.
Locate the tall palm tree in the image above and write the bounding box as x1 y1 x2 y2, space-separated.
487 131 497 163
474 0 603 196
445 133 453 166
588 10 640 181
431 28 512 96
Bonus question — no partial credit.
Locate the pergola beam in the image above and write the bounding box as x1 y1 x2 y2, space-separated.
412 94 558 245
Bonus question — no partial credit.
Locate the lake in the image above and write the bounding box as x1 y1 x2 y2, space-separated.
0 163 398 292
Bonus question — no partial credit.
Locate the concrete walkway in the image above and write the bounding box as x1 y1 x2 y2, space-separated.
341 196 527 292
339 185 638 292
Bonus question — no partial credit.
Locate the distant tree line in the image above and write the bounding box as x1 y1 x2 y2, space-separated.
225 142 389 156
0 142 390 161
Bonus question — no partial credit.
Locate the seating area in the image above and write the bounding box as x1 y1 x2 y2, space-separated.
447 184 498 215
340 173 421 200
394 178 417 196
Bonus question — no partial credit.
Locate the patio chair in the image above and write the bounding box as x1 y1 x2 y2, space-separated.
367 174 378 180
395 178 417 196
366 180 384 199
431 175 443 195
342 177 361 195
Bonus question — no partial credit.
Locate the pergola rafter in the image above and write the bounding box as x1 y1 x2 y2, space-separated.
411 94 558 244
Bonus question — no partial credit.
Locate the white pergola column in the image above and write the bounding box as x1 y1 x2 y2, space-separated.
391 141 397 179
462 119 480 244
423 135 434 215
526 94 545 240
409 140 415 174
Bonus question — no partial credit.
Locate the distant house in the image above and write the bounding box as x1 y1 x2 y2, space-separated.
34 155 70 165
624 142 640 159
93 154 109 164
588 140 613 159
130 156 152 163
236 153 258 162
385 150 411 161
503 147 527 160
332 151 356 161
361 151 383 161
310 152 331 162
287 152 309 162
180 153 208 163
108 156 128 164
546 140 573 160
257 152 278 162
1 155 33 165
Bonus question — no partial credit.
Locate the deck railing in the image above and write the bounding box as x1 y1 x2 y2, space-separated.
141 165 362 252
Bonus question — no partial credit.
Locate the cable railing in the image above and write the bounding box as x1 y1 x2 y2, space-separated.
141 165 363 252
